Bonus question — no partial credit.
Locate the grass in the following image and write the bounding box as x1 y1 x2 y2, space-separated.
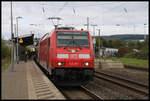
2 57 11 72
103 57 149 69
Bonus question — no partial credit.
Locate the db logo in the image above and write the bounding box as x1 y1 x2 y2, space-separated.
70 54 77 59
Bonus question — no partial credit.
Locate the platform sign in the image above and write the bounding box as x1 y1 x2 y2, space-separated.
19 38 23 43
18 34 34 46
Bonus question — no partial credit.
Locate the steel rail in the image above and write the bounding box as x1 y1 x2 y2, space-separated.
94 72 148 96
80 85 104 100
124 65 148 72
58 86 104 100
95 71 148 88
34 59 103 100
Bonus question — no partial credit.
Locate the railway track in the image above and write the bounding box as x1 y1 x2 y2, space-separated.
94 71 149 96
34 59 103 100
57 86 103 100
124 65 148 72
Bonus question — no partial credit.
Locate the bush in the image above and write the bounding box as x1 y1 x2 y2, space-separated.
124 48 148 60
117 47 133 57
2 40 11 59
137 48 149 60
124 51 138 58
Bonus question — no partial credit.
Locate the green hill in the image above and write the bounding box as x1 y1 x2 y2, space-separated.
99 34 148 41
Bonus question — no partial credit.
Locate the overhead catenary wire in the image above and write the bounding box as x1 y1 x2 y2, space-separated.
86 3 127 30
46 2 68 28
92 3 126 20
103 3 126 14
73 7 76 16
2 2 148 38
51 2 114 7
53 2 68 17
2 2 115 7
41 3 47 36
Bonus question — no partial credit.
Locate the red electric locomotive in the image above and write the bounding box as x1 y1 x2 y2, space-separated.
38 27 94 86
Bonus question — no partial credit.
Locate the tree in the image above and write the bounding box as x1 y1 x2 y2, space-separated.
102 39 107 47
128 40 135 49
135 40 142 49
141 40 148 49
2 39 11 59
117 47 133 57
107 40 113 48
112 39 125 48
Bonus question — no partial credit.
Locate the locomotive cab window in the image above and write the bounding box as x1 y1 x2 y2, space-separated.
41 33 49 41
56 31 89 47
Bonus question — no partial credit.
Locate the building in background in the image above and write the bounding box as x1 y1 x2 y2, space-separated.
99 47 118 57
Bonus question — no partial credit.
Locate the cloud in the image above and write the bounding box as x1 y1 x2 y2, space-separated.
2 1 148 40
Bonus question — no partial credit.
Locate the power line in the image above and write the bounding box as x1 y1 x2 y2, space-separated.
103 3 126 14
53 2 68 17
57 2 114 7
89 3 126 23
3 2 119 9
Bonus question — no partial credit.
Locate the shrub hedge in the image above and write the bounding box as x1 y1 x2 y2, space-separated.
2 40 11 59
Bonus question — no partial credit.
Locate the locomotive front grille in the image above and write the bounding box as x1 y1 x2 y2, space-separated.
54 68 94 78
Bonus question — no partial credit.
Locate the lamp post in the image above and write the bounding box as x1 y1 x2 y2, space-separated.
91 24 97 58
133 24 135 34
144 23 147 40
16 16 23 64
97 29 101 58
10 1 14 71
14 24 17 61
83 17 90 31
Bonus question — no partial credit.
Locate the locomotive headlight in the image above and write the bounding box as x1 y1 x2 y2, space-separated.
83 62 89 66
57 62 65 66
57 54 68 58
85 62 89 66
58 62 62 66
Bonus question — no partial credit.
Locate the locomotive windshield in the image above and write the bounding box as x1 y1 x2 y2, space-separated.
56 31 89 47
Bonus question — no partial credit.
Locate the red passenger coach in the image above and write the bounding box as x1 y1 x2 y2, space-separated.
38 27 94 86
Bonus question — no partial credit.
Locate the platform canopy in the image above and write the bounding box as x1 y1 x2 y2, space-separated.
14 34 34 46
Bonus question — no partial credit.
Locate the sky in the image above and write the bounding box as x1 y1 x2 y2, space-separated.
1 1 149 40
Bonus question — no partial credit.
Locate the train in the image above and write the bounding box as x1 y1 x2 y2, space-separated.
37 27 94 86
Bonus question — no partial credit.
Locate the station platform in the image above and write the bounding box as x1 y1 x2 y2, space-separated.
2 60 65 99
